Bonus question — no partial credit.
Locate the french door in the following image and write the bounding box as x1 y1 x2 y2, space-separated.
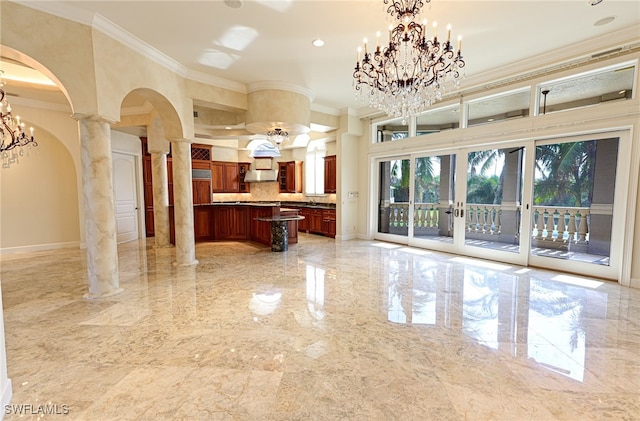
375 130 630 280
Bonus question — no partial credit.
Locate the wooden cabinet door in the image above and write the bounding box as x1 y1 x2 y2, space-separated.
323 209 336 238
194 206 213 241
309 209 324 234
298 208 310 232
213 207 233 239
250 207 272 245
192 179 211 205
224 162 239 192
211 162 225 193
231 206 249 240
324 155 336 194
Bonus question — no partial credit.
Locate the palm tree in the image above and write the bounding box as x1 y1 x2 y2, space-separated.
535 140 596 207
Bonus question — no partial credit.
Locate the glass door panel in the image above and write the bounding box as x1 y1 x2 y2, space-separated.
530 136 620 278
464 147 524 253
412 154 456 245
377 158 411 239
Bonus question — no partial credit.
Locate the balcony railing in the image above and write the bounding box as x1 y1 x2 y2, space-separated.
385 203 590 243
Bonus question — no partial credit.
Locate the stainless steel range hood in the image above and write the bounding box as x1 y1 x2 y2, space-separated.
243 169 278 182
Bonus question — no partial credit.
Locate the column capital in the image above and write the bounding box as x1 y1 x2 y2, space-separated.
72 113 118 125
148 149 169 156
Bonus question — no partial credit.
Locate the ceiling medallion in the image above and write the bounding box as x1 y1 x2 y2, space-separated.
353 0 466 124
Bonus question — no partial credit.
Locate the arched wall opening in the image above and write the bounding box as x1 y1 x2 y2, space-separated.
0 123 80 253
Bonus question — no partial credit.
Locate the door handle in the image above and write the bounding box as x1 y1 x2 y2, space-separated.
460 209 464 218
454 209 459 217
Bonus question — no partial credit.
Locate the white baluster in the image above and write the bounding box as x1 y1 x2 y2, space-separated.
535 210 544 239
544 209 554 240
567 210 577 243
577 210 588 242
556 210 566 242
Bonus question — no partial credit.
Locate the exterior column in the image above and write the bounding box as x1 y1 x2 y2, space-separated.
76 115 123 299
150 151 171 247
170 139 198 266
588 138 619 256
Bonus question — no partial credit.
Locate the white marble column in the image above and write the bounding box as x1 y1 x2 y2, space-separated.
76 115 123 299
150 151 171 247
171 139 198 266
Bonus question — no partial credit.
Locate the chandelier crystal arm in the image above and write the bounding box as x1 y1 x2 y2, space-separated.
1 72 38 168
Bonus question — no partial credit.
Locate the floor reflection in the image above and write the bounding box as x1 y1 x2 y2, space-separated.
383 250 613 383
2 235 639 420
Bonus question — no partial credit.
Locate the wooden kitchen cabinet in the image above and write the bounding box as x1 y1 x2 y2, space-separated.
323 209 336 238
278 161 303 193
194 206 213 241
298 207 310 232
212 161 246 193
308 208 324 234
324 155 336 194
213 206 249 240
250 207 273 245
238 162 250 193
192 179 211 205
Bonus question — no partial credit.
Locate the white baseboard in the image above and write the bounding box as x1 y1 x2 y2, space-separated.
0 241 79 256
1 378 12 421
630 277 640 289
335 234 357 241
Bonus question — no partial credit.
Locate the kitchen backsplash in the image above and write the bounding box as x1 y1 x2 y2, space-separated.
212 182 336 204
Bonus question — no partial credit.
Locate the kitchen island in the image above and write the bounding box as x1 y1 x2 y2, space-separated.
168 203 300 247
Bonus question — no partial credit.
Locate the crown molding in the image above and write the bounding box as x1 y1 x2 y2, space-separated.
311 103 341 116
6 96 71 113
91 14 187 77
12 0 93 26
185 68 247 94
246 81 316 102
462 24 640 94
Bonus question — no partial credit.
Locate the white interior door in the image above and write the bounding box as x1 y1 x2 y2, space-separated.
112 152 139 244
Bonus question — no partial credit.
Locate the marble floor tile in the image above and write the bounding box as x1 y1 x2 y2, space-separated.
1 234 640 420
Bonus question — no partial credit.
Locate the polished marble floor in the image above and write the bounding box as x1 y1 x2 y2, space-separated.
1 234 639 420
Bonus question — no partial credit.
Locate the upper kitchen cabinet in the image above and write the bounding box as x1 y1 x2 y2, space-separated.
278 161 303 193
324 155 336 194
212 161 250 193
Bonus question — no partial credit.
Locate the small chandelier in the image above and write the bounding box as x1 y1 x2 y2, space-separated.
267 128 288 148
1 71 37 168
353 0 466 123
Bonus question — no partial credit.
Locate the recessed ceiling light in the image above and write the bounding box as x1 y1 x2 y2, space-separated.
225 126 232 130
594 16 615 26
312 39 325 47
618 90 626 95
588 0 604 5
224 0 243 9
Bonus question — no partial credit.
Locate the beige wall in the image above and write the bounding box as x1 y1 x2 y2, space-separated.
0 124 80 253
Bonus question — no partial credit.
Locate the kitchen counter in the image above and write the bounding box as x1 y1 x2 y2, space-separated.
169 202 303 247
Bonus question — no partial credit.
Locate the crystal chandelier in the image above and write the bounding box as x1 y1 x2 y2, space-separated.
267 128 288 148
1 71 37 168
353 0 465 123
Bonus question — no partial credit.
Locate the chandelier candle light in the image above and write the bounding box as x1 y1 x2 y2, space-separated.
0 70 38 168
353 0 465 123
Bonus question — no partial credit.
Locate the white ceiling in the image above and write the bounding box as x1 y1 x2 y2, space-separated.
5 0 640 116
